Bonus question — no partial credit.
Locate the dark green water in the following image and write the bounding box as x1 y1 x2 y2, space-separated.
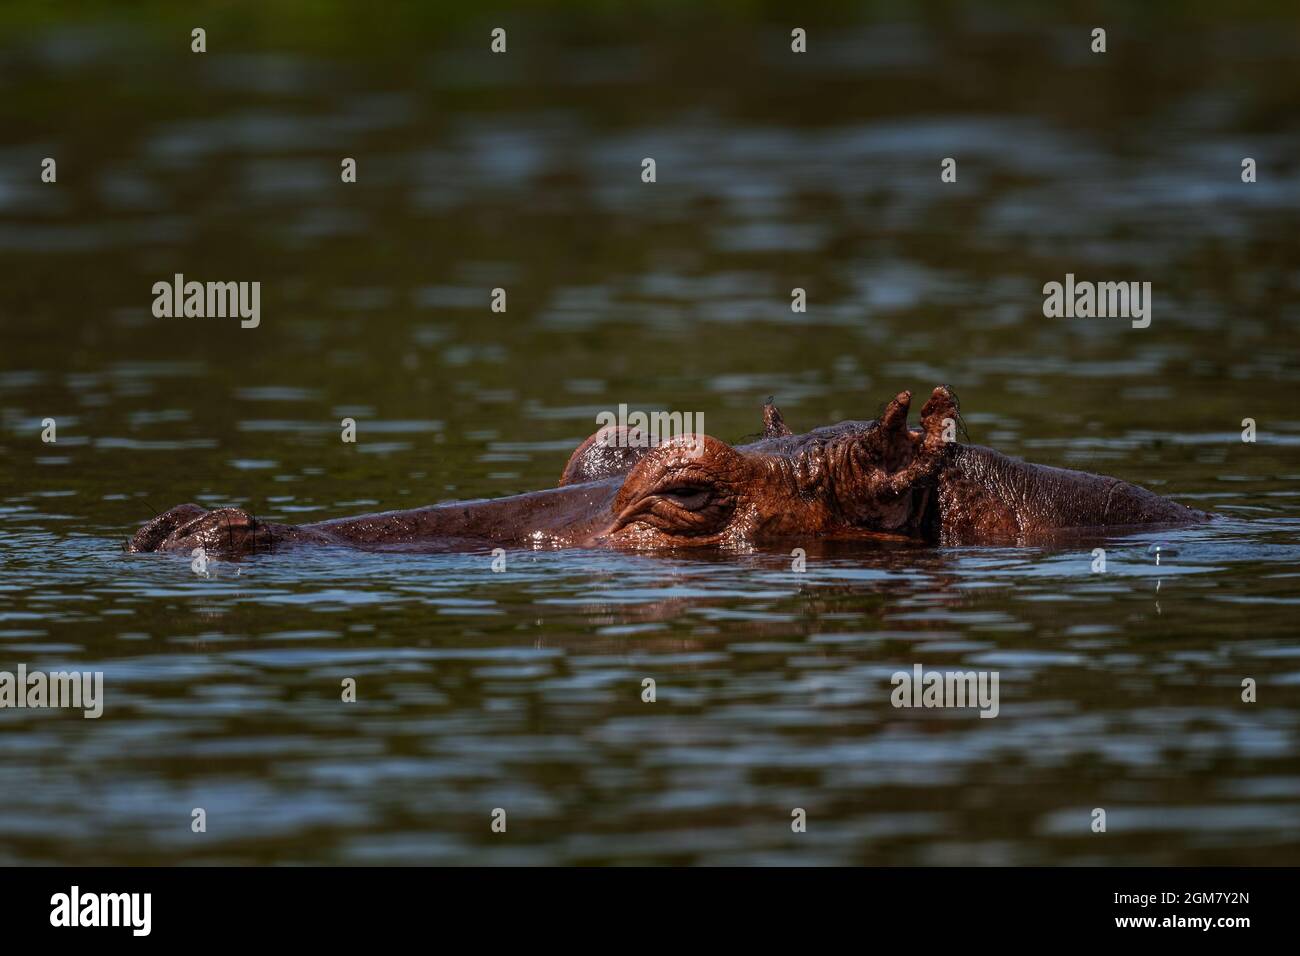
1 7 1299 864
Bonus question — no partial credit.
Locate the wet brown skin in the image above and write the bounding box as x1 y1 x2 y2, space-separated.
127 386 1209 557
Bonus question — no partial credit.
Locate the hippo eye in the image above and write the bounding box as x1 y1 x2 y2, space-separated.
610 475 735 539
658 485 713 511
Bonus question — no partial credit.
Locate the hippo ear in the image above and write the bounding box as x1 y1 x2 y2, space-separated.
559 425 657 486
918 384 959 446
849 387 957 497
762 399 793 438
827 387 959 534
892 385 959 486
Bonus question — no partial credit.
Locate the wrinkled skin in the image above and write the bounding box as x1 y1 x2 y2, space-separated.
127 386 1209 557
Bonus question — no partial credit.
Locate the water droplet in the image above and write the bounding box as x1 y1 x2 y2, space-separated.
1146 542 1180 566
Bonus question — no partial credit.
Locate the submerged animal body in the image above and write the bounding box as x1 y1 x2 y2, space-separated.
127 386 1208 557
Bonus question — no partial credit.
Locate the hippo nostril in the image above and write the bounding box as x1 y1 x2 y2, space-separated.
127 503 208 553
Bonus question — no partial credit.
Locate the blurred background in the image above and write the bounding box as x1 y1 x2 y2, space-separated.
0 0 1298 865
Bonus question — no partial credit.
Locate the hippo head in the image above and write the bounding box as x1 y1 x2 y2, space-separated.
565 386 960 548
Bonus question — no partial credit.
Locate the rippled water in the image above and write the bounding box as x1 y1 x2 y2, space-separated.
1 8 1299 864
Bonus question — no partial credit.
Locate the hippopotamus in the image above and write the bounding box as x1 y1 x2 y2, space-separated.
126 386 1209 557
